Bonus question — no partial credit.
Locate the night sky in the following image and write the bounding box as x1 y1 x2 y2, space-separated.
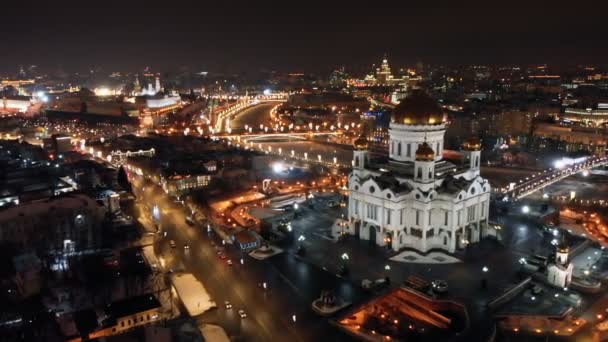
3 1 608 74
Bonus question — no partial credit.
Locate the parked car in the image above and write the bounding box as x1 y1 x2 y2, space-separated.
361 278 388 290
327 200 340 208
532 285 544 295
185 217 195 226
238 309 247 318
431 280 449 294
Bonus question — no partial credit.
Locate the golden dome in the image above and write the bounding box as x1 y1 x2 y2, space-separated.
391 89 446 125
557 238 569 254
353 133 369 150
415 142 435 161
463 137 481 151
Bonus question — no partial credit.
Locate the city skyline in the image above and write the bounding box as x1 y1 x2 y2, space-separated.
4 3 608 341
3 2 608 74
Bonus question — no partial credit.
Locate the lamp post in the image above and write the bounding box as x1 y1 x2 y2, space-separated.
338 253 349 276
152 205 161 233
297 235 306 255
481 266 489 289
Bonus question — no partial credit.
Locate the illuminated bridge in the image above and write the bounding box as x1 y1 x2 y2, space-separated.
212 93 289 132
221 132 351 169
223 131 338 142
495 156 608 201
368 97 395 109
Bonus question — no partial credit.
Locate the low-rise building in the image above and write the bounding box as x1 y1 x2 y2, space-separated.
2 96 32 112
60 294 162 341
533 123 607 155
0 194 105 254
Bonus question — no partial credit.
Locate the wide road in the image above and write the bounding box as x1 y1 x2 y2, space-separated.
226 102 276 132
133 179 363 342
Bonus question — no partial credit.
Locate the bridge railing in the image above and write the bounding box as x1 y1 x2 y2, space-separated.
496 157 608 201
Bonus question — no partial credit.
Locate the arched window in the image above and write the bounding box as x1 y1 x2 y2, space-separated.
407 143 411 157
355 156 359 167
475 156 479 167
398 142 402 156
417 167 422 179
429 169 433 179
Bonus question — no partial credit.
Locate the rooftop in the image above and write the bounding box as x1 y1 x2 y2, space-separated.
104 294 160 319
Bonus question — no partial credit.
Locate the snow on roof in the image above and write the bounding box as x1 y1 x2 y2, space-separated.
0 194 101 223
170 273 216 317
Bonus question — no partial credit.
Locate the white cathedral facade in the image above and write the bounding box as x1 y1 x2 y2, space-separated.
134 76 163 96
347 90 495 253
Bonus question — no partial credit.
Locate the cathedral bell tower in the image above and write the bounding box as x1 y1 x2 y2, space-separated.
414 141 435 183
353 132 370 172
463 137 481 177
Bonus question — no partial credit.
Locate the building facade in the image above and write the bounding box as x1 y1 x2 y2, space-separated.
0 194 105 254
347 90 494 253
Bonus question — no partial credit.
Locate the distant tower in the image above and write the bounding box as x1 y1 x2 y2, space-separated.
414 141 435 183
376 54 393 84
155 77 161 93
134 75 142 94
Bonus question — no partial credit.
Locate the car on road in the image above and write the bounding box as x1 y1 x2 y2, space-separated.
224 301 232 309
327 200 340 208
431 280 449 294
184 244 190 250
532 285 544 295
220 254 227 260
362 278 388 290
102 251 119 268
238 309 247 318
227 259 233 266
216 250 222 255
185 217 195 226
170 240 176 248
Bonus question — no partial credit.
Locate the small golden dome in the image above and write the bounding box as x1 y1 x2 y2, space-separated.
557 239 570 254
415 142 435 161
463 137 481 151
353 133 369 150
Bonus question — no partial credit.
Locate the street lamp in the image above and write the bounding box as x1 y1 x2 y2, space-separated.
481 266 489 289
338 253 350 276
297 235 306 255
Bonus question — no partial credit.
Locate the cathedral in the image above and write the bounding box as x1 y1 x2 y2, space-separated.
347 89 494 253
133 76 163 96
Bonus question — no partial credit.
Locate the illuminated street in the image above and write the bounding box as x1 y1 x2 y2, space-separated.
132 176 366 342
